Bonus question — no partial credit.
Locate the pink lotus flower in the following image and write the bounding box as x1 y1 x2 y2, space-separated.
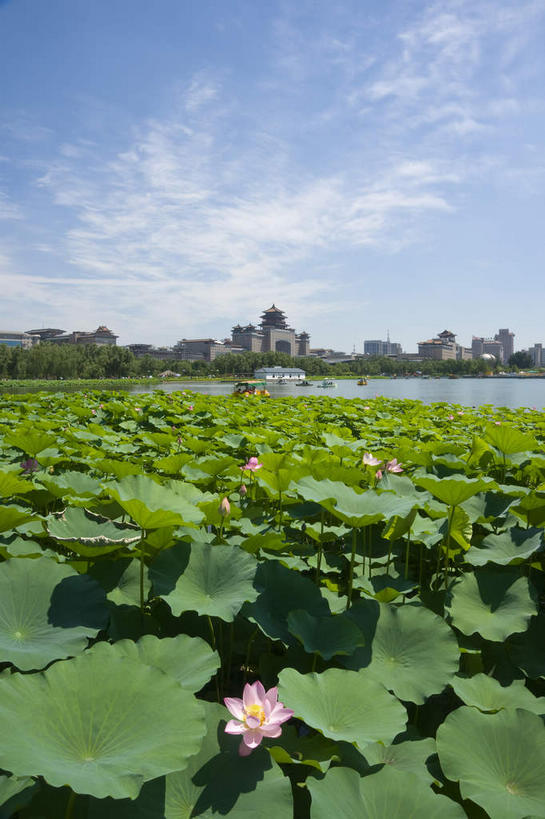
364 406 370 410
362 452 381 466
458 411 464 416
376 469 383 481
241 456 262 472
239 484 247 496
188 404 194 411
219 497 231 517
495 421 501 426
224 681 293 756
386 458 403 473
448 414 454 420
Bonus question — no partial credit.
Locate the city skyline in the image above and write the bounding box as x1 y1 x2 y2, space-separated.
1 0 544 351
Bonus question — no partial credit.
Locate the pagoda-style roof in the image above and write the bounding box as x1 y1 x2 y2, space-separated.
260 304 288 329
438 330 456 339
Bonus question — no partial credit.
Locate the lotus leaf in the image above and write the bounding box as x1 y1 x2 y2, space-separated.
466 526 543 566
437 707 545 818
287 609 365 659
447 569 537 641
452 673 545 714
151 542 258 620
277 667 406 747
0 650 205 799
0 556 108 670
308 766 465 818
105 474 204 529
414 474 493 507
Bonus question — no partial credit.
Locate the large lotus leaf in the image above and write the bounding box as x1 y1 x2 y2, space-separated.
151 542 258 621
296 477 417 527
287 609 365 659
466 526 543 566
446 569 537 641
47 507 141 556
0 557 108 670
0 650 205 799
277 668 406 747
0 471 35 499
461 491 516 524
165 701 293 818
308 766 465 818
512 493 545 527
38 470 103 500
89 634 219 693
0 505 37 534
105 475 203 529
4 429 57 456
437 707 545 818
0 775 35 812
360 737 437 784
343 602 459 704
414 474 493 507
242 560 329 644
452 674 545 715
483 424 539 455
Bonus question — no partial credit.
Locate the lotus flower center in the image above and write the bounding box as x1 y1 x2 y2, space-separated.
244 704 265 726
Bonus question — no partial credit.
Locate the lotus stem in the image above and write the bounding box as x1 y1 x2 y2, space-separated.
404 528 411 579
314 509 325 584
139 529 146 614
65 791 76 819
346 528 357 609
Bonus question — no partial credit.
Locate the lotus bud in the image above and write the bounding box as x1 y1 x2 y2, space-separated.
239 484 247 496
219 497 231 517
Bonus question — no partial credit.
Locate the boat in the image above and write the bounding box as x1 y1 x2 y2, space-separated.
357 378 368 386
296 380 312 386
317 378 337 389
232 380 270 397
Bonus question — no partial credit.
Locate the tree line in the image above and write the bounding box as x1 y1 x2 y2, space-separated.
0 342 504 381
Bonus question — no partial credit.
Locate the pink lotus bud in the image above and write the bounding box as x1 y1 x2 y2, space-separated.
448 414 454 420
376 469 383 480
188 404 194 411
240 484 247 496
219 497 231 517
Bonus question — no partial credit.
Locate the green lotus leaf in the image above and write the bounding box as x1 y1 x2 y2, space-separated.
461 491 515 524
0 556 108 670
509 615 545 677
308 766 465 818
437 707 545 818
0 650 205 800
242 560 329 644
164 701 293 818
452 674 545 714
343 602 459 704
277 668 406 747
47 507 141 555
38 470 103 500
446 569 537 641
151 542 258 621
360 737 437 784
0 775 35 811
88 634 219 692
466 526 543 566
0 505 37 534
414 474 493 507
105 475 204 529
483 424 539 455
4 429 57 457
0 471 35 499
287 609 365 659
511 493 545 527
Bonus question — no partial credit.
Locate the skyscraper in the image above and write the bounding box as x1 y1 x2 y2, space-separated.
495 329 514 364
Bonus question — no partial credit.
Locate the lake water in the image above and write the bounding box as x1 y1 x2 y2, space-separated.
130 377 545 410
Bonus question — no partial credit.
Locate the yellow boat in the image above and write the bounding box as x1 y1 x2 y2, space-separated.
232 380 270 397
357 378 368 385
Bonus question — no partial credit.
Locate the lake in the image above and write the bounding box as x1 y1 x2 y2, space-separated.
129 377 545 409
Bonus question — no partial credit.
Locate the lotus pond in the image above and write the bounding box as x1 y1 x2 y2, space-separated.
1 390 545 818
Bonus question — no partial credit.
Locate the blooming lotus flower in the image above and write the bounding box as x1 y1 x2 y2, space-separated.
386 458 403 473
219 497 231 517
495 421 501 426
224 681 293 756
241 456 262 472
362 452 381 466
448 414 454 421
20 458 39 474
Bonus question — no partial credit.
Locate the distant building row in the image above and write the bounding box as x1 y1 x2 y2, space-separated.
0 327 118 349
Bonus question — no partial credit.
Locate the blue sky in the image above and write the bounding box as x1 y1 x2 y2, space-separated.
1 0 544 352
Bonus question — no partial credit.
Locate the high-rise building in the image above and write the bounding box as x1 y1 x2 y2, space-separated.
364 338 403 357
495 329 515 364
472 336 503 362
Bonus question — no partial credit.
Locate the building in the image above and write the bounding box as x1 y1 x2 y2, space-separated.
28 326 118 346
254 366 305 381
364 339 403 357
530 343 543 367
0 331 40 349
174 339 239 362
472 336 503 362
495 329 515 364
232 305 310 357
418 330 458 360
